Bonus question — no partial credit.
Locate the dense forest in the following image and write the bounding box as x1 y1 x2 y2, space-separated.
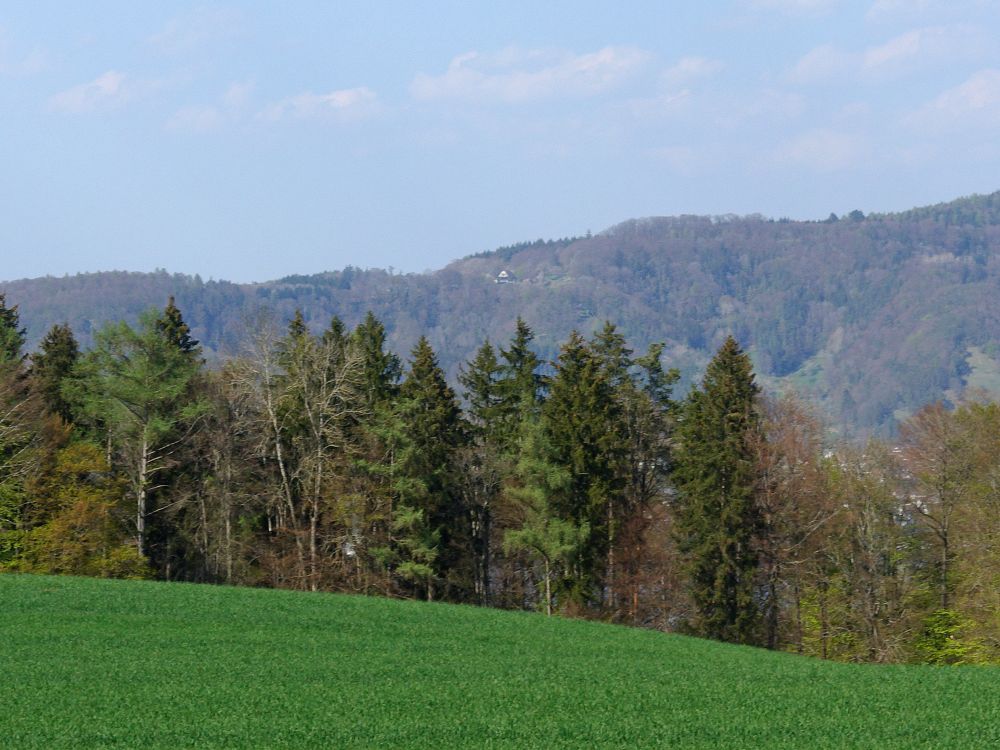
5 191 1000 435
2 294 998 665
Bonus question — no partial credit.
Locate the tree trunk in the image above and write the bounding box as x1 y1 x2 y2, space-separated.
544 558 552 616
137 434 148 557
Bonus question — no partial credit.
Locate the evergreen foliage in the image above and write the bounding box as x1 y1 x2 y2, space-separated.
541 330 625 604
0 293 26 365
459 340 503 445
29 324 79 423
156 296 200 357
65 308 206 560
395 337 469 599
673 336 763 645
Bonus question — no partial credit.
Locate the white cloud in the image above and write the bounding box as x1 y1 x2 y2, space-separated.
865 0 996 21
662 56 724 87
787 43 854 83
222 80 253 109
905 68 1000 130
149 7 243 54
48 70 129 113
776 128 865 171
166 81 253 133
863 25 983 74
788 24 986 84
866 0 934 20
0 26 47 76
744 0 841 13
258 87 378 122
410 46 651 104
863 29 923 69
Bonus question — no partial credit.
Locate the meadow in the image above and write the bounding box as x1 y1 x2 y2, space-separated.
2 574 998 748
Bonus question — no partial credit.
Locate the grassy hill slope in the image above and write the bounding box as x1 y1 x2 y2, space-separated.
2 574 998 748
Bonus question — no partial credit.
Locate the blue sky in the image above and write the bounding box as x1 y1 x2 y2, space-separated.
2 1 999 282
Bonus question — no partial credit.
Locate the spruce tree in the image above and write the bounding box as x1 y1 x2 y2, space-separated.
459 340 503 445
540 330 624 605
504 417 586 616
66 310 207 561
352 311 401 406
0 293 26 365
591 321 633 390
495 318 542 450
395 337 468 599
156 296 200 358
673 336 763 645
30 323 79 423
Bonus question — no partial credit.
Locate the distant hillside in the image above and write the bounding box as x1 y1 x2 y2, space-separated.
5 190 1000 434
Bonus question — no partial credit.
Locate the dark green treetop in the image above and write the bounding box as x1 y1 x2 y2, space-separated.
352 311 401 406
156 297 200 358
673 335 763 645
0 293 26 365
30 323 79 423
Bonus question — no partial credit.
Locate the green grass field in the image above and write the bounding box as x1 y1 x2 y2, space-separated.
2 574 999 748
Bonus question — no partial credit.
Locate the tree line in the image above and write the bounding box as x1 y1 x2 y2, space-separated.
1 293 998 665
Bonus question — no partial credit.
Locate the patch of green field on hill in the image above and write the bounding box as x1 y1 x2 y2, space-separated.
965 346 1000 394
2 574 999 748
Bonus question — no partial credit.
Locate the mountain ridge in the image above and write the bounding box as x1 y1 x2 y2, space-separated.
5 189 1000 434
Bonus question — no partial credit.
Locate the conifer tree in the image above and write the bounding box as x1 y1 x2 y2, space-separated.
66 309 207 561
495 318 542 451
0 294 33 566
30 323 79 423
673 336 763 645
459 340 503 445
591 321 633 390
0 293 26 365
394 336 468 599
352 311 401 407
504 417 587 616
541 330 624 605
156 296 200 357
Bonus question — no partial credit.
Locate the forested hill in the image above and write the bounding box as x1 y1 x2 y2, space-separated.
6 190 1000 434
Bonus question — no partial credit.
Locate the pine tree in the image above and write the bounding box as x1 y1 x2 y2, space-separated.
65 310 207 561
0 293 26 366
540 330 624 605
352 311 401 407
156 296 201 358
504 417 586 616
673 336 763 645
591 321 633 390
30 323 79 423
395 337 468 599
495 318 542 451
459 340 503 445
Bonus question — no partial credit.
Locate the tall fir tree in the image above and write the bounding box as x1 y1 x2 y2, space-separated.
395 336 468 599
540 330 625 605
495 318 542 451
156 296 201 358
352 311 401 407
30 323 79 423
459 340 504 445
65 309 207 563
673 336 763 645
0 293 26 366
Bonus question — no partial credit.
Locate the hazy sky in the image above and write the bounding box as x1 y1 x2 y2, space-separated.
2 1 999 282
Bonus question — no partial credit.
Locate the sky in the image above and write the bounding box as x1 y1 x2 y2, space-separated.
2 0 1000 283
